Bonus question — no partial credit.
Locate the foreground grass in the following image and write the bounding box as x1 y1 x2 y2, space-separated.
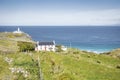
0 50 120 80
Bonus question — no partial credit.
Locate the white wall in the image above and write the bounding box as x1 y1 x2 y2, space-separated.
36 45 55 52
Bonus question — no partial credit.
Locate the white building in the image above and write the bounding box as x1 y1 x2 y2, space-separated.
35 41 56 52
13 27 23 34
61 46 67 51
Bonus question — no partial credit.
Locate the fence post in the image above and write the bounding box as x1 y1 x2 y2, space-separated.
37 56 44 80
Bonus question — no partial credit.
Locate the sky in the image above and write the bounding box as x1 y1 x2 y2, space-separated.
0 0 120 26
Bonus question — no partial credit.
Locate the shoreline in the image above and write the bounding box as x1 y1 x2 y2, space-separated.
69 46 119 54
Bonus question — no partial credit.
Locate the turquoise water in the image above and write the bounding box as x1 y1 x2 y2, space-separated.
0 26 120 53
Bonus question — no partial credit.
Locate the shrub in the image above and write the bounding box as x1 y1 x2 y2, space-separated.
87 55 91 58
57 73 73 80
116 64 120 69
96 60 101 64
56 45 63 52
73 51 79 54
17 41 35 52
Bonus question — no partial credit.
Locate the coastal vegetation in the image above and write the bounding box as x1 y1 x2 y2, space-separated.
0 32 120 80
17 41 35 52
55 45 63 52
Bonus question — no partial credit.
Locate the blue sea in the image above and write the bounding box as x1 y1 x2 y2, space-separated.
0 26 120 53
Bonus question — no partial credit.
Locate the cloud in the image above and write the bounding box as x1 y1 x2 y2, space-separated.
0 9 120 26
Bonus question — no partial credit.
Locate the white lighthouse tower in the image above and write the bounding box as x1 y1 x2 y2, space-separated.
13 27 23 34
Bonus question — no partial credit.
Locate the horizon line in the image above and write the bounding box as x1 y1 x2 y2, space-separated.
0 25 120 27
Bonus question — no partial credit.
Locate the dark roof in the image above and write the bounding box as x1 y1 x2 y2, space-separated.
38 42 55 45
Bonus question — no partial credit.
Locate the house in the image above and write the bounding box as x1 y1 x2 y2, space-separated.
13 27 23 34
35 41 56 52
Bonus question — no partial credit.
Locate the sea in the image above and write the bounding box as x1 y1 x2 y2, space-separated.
0 26 120 53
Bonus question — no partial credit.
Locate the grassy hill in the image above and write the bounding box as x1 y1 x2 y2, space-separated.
0 32 120 80
0 32 34 53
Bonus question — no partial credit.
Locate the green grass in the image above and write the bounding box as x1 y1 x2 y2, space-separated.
0 39 18 53
0 32 120 80
0 55 11 79
0 49 120 80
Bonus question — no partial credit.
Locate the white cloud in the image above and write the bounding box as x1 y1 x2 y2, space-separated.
0 9 120 26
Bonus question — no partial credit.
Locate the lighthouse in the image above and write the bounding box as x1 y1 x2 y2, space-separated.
18 27 20 32
13 27 23 34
